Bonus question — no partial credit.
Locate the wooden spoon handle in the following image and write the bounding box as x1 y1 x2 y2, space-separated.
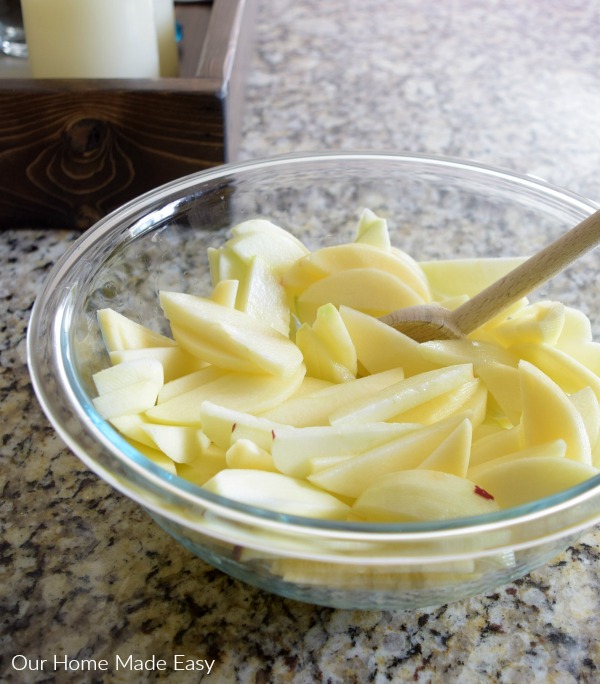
450 208 600 335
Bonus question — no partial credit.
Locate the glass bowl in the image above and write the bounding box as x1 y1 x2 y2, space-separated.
28 152 600 610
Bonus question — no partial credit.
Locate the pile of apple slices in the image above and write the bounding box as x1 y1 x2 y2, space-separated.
92 209 600 523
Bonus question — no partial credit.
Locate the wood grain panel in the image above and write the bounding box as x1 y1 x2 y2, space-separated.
0 0 253 229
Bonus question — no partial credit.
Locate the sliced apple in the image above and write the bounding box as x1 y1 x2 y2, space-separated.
140 423 210 464
419 257 527 300
227 231 308 276
355 208 391 251
271 421 419 478
146 363 305 425
295 267 426 324
352 469 500 523
225 439 277 472
176 446 228 486
470 455 598 509
296 303 357 383
307 415 467 498
476 363 522 426
419 338 520 370
97 308 176 352
157 365 231 404
339 305 438 377
210 279 239 308
470 425 521 467
519 359 591 463
468 440 567 482
230 218 309 252
391 378 481 425
259 367 405 427
493 301 565 347
109 346 206 383
126 439 177 475
109 413 157 448
199 401 284 451
417 419 472 477
283 242 431 301
512 342 600 401
570 386 600 453
235 254 290 335
296 324 355 383
202 469 350 520
330 364 474 425
92 357 164 396
160 291 304 376
93 381 162 420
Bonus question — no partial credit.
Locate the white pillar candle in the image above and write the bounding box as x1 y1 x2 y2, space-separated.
22 0 161 78
153 0 179 77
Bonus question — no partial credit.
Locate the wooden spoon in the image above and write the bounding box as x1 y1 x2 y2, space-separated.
379 208 600 343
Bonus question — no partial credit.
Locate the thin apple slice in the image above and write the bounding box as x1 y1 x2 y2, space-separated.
230 218 309 252
554 308 600 375
126 439 178 475
470 455 598 509
93 381 162 420
492 301 565 347
259 367 405 427
226 231 309 278
519 359 591 463
168 325 263 374
296 303 358 383
511 342 600 401
470 425 521 467
92 358 164 396
419 339 520 370
307 415 467 498
146 363 305 425
570 387 600 452
160 291 304 376
468 440 567 482
296 324 355 383
330 364 474 425
355 208 391 251
339 305 438 377
235 254 290 335
157 366 231 404
226 439 277 472
283 242 430 301
210 279 239 308
476 363 522 426
176 446 227 486
207 246 246 285
272 422 419 478
352 469 500 523
419 257 527 300
311 303 357 374
109 346 206 383
140 423 210 464
295 267 426 324
109 413 158 448
202 469 350 520
391 378 481 425
97 308 176 352
418 419 472 477
199 401 285 451
308 455 354 473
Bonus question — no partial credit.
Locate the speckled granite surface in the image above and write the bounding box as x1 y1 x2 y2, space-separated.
3 1 600 682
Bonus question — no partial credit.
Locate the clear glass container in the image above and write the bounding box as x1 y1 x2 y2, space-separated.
28 152 600 610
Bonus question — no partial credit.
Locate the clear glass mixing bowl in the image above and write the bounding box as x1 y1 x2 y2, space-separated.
28 152 600 610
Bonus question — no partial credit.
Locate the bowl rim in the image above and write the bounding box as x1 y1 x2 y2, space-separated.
27 150 600 544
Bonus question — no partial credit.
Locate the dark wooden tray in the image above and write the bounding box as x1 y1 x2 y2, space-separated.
0 0 257 229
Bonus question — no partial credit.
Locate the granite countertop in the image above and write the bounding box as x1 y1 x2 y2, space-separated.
3 1 600 681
